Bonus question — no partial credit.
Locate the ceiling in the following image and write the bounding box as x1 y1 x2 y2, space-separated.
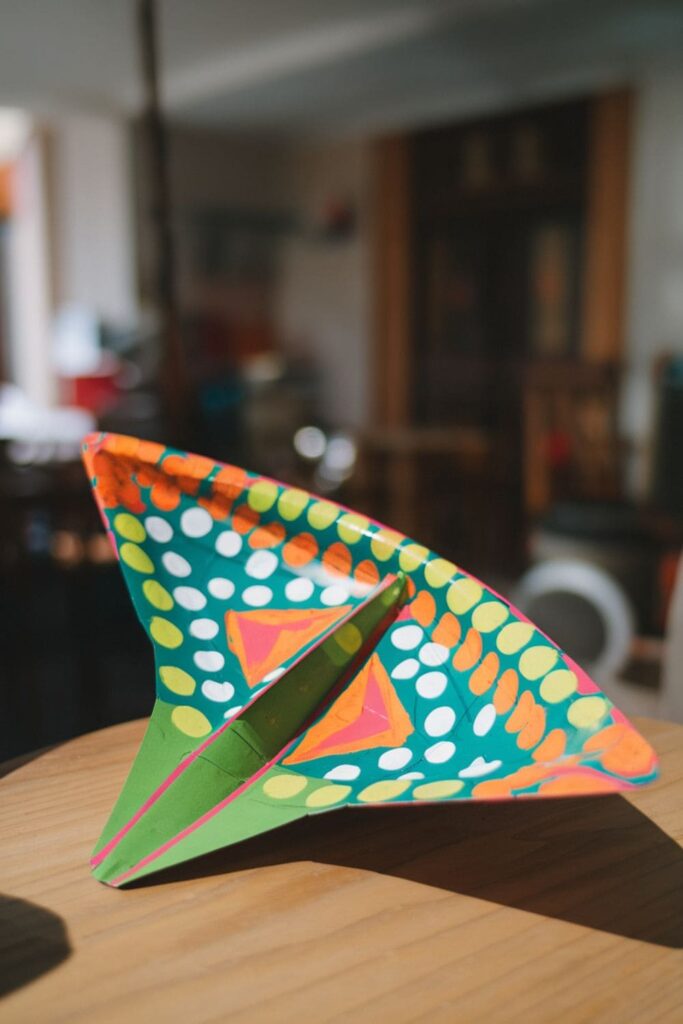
0 0 682 135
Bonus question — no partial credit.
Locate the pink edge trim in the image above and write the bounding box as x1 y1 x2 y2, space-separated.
91 574 398 869
112 753 644 885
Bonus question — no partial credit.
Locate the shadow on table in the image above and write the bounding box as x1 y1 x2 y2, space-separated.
0 895 71 996
0 747 55 782
137 794 683 949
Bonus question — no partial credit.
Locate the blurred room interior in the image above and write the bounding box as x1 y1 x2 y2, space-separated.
1 0 683 759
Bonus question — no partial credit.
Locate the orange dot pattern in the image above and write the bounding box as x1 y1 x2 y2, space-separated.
453 627 483 672
493 669 518 713
92 450 146 512
249 523 287 549
469 652 499 696
583 723 656 778
355 560 380 586
282 533 319 568
433 612 461 648
198 493 233 521
232 504 259 534
410 591 436 627
322 542 353 579
532 729 566 762
82 430 659 818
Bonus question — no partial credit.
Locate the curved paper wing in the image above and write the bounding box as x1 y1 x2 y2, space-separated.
83 433 658 886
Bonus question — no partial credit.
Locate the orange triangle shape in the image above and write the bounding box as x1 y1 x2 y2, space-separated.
226 605 351 688
284 653 413 764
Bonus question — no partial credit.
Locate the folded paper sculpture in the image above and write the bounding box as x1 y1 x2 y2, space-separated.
83 433 658 886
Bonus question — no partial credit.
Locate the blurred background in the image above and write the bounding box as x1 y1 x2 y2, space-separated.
1 0 683 759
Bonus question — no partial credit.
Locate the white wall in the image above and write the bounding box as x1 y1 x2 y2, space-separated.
275 139 371 428
622 71 683 494
4 112 138 406
51 112 137 324
5 128 55 405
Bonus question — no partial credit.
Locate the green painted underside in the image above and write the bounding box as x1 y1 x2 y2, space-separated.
93 575 406 884
110 769 310 886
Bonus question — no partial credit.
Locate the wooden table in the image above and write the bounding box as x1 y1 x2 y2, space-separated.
1 716 682 1023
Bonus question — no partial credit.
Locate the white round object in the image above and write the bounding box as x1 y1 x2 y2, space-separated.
392 658 420 680
324 764 360 781
424 706 455 737
419 643 449 667
321 585 350 606
208 577 235 600
201 680 235 702
473 703 496 737
285 577 315 602
194 650 225 672
173 586 206 611
242 585 272 607
162 551 192 577
458 756 501 779
513 558 635 680
189 618 219 640
416 671 448 699
180 507 213 538
145 516 173 543
246 550 278 580
391 624 424 651
378 747 412 771
425 741 456 764
215 531 242 557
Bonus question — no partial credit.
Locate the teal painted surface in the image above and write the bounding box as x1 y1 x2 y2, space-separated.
84 433 659 884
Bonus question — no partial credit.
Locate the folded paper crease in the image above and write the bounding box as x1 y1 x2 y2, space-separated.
83 433 658 887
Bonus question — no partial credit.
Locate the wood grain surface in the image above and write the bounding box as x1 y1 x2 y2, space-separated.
1 715 681 1023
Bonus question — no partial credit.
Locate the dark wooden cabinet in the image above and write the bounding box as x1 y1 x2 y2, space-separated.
372 93 631 576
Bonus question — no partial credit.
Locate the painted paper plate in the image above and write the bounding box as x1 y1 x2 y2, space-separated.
83 433 658 886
